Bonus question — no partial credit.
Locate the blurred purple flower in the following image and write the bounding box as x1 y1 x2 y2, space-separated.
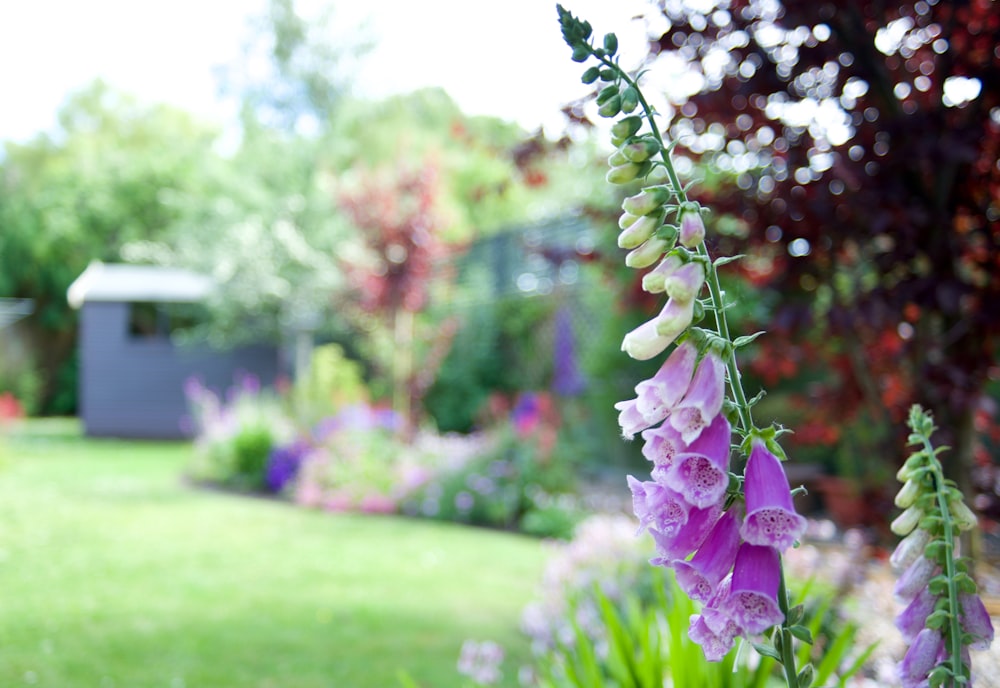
455 491 475 513
552 306 586 396
457 639 504 685
959 592 995 650
265 440 312 493
511 393 541 435
898 628 943 687
313 403 402 441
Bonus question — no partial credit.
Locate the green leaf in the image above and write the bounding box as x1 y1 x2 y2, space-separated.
925 609 950 629
815 623 856 686
733 331 766 348
752 642 782 661
837 639 879 687
713 253 746 267
788 604 805 624
789 624 813 644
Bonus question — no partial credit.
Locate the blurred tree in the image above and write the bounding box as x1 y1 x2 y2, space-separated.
0 81 218 413
335 160 452 431
600 0 1000 504
218 0 368 135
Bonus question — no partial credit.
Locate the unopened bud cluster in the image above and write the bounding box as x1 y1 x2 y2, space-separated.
891 405 993 688
558 6 712 361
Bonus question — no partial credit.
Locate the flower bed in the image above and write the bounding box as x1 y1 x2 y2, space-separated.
184 370 582 539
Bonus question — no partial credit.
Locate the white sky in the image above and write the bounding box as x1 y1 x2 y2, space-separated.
0 0 653 143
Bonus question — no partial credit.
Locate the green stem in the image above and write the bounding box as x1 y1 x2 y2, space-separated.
776 565 801 688
923 434 966 685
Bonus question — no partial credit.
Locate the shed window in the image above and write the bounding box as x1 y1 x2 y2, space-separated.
128 302 206 340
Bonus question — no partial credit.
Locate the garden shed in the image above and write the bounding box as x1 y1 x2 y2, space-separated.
67 261 281 439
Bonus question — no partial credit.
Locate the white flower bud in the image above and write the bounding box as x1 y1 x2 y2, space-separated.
894 478 921 509
625 237 670 268
890 505 923 536
889 527 930 572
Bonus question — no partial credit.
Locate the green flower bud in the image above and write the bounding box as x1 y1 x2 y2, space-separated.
656 223 678 244
620 86 639 113
625 236 670 268
603 33 618 55
571 45 590 63
665 261 705 303
617 210 664 249
890 505 924 536
599 68 616 82
581 66 600 84
611 116 643 141
678 204 706 248
622 138 661 163
691 299 705 324
596 85 619 106
641 254 684 293
598 95 622 118
618 211 640 230
949 499 978 531
895 451 925 481
894 478 922 508
608 149 629 167
622 185 672 216
606 162 641 185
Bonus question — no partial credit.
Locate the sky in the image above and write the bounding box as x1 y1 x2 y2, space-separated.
0 0 653 143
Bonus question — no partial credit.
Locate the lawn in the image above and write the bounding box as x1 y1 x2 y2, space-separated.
0 420 550 688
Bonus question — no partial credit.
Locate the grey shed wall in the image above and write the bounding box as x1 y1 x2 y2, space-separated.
78 301 280 439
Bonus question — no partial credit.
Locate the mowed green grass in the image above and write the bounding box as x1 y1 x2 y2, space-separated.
0 420 549 687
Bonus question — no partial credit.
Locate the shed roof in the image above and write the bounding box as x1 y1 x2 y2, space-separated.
67 261 214 309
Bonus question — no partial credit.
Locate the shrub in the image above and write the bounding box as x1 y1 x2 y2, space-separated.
184 373 293 490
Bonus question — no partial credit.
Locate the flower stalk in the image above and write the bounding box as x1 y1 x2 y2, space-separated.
556 5 806 684
892 405 994 687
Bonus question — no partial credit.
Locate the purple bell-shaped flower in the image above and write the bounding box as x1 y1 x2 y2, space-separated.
740 441 807 552
615 342 697 440
664 413 732 508
634 342 697 422
640 422 686 484
648 500 723 562
720 543 784 635
668 351 725 444
898 628 943 688
672 508 741 603
627 476 690 536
